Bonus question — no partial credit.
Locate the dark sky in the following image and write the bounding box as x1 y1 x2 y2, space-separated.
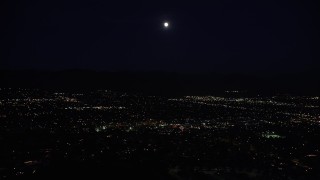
1 0 319 72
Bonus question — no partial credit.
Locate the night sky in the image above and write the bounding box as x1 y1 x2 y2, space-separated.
1 0 319 72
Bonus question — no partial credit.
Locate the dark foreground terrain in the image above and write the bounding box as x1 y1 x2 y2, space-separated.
0 88 320 179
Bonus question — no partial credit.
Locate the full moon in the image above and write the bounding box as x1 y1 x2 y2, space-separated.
164 22 169 28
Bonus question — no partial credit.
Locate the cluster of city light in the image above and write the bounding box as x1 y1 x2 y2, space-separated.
1 88 320 176
64 106 125 111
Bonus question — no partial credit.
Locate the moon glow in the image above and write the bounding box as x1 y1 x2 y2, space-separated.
164 22 169 28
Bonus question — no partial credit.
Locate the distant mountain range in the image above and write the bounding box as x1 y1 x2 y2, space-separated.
1 70 319 95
